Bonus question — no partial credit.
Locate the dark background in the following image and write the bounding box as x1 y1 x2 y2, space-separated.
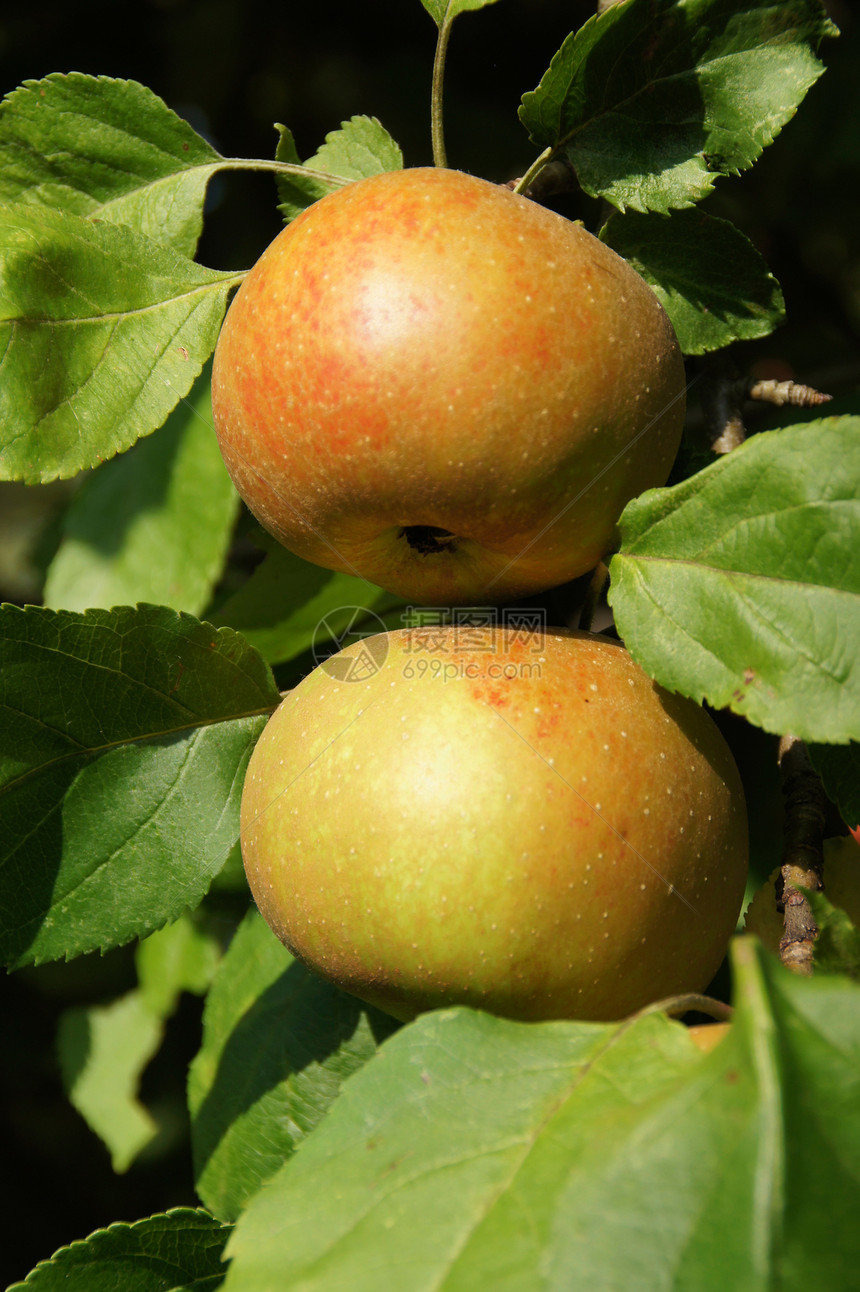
1 2 858 1286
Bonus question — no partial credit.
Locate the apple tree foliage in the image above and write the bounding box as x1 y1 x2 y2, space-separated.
1 1 859 1288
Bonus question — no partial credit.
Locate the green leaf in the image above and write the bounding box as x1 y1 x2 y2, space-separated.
808 742 860 832
189 909 399 1222
136 912 222 1019
520 0 838 213
419 0 501 26
601 208 785 353
210 530 401 666
608 417 860 743
275 116 402 223
0 604 280 969
808 890 860 980
222 939 860 1291
273 124 340 222
0 74 223 257
43 370 239 615
57 990 163 1172
0 204 241 484
8 1208 230 1292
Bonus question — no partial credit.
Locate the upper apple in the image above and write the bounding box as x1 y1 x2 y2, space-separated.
212 167 685 603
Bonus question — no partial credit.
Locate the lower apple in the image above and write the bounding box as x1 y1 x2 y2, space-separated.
240 627 748 1022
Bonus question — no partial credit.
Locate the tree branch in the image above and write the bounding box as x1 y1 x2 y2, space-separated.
776 735 828 975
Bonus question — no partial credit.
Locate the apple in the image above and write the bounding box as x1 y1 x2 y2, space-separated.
212 167 685 604
240 627 748 1022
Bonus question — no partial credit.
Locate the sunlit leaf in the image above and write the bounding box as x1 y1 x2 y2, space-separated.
275 116 401 223
608 417 860 742
223 940 860 1291
520 0 837 213
0 73 223 256
0 204 240 483
57 991 163 1172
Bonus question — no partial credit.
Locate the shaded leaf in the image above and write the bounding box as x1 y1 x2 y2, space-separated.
809 742 860 832
210 530 400 666
189 909 398 1222
608 417 860 743
0 74 223 256
602 208 784 353
520 0 837 213
8 1208 230 1292
0 604 279 968
808 889 860 980
275 116 401 223
223 939 860 1291
136 911 222 1019
43 369 239 615
0 204 240 483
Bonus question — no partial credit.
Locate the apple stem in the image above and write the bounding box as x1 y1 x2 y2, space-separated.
512 149 556 198
430 20 452 169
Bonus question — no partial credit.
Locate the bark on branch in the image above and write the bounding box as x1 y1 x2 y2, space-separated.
776 735 828 975
700 358 831 456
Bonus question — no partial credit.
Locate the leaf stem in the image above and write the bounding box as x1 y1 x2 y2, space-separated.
220 158 354 189
431 19 453 169
632 993 734 1023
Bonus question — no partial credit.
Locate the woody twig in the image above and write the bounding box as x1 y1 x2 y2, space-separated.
700 357 831 456
776 735 828 975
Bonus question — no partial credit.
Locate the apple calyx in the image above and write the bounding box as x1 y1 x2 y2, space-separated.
401 525 459 556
